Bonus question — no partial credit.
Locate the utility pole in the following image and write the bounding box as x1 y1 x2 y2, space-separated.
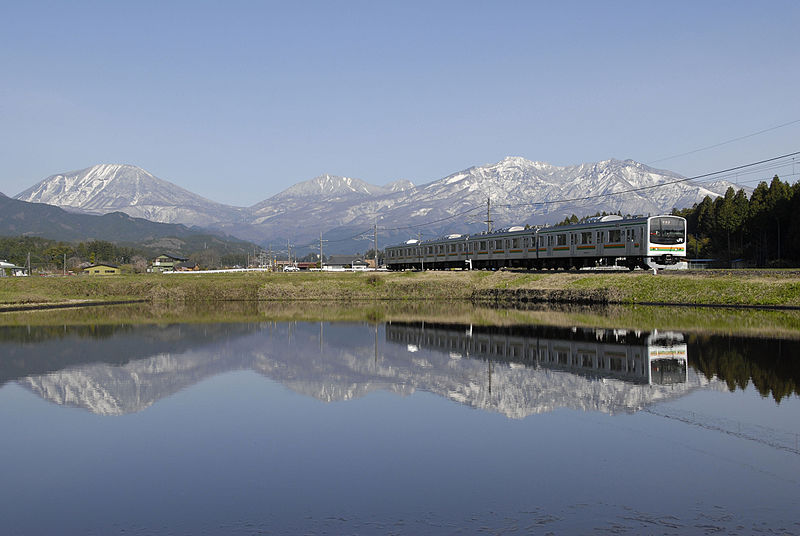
418 231 424 271
319 232 327 270
287 239 291 267
485 197 493 233
63 253 66 276
374 221 378 269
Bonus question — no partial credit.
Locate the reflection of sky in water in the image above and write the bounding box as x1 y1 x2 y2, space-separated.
0 321 798 535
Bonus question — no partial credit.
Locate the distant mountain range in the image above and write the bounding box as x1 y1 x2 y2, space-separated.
13 158 742 252
0 194 253 255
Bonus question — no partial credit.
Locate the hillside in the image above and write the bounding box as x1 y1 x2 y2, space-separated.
0 195 254 257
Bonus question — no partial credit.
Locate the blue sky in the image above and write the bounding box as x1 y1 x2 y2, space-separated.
2 0 799 206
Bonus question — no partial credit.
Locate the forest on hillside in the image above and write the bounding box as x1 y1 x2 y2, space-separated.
673 175 798 266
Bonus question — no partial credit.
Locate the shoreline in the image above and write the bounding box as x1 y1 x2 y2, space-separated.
2 270 800 310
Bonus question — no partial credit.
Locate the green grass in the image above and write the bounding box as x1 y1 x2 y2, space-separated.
3 299 800 339
3 270 800 309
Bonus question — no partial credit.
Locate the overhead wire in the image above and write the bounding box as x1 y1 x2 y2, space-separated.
284 150 800 251
494 150 800 209
647 119 800 165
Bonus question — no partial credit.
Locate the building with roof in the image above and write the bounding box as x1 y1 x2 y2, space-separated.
83 263 120 275
151 254 189 273
323 255 370 271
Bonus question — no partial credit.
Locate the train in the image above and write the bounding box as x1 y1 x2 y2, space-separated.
385 214 687 271
385 322 689 386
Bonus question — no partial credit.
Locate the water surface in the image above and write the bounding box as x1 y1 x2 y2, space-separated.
1 304 798 535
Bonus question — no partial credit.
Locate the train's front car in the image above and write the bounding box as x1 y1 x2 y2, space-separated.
645 215 688 270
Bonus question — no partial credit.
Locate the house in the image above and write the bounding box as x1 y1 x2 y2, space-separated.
324 255 370 271
151 254 189 273
0 259 25 277
83 262 120 275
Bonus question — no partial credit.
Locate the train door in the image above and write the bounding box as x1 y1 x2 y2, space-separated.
624 227 635 256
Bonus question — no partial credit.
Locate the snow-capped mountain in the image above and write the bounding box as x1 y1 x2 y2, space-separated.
237 157 740 248
15 164 244 227
262 173 410 203
395 156 729 228
14 158 741 251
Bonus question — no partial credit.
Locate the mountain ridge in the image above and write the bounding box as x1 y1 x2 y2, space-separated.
16 164 245 227
0 195 254 255
14 157 744 251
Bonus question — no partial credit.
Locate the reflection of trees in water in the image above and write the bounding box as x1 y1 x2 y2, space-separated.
688 335 800 402
0 324 131 344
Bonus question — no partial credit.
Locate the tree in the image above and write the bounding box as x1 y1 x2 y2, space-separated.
747 181 770 265
696 196 715 238
365 248 385 265
766 175 791 264
131 255 148 273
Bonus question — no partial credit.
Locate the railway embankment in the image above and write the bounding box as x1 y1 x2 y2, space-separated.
2 269 800 310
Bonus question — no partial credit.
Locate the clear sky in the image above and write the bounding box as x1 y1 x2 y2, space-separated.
2 0 799 206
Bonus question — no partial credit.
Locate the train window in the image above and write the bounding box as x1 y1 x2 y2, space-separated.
557 234 566 246
480 241 486 250
570 234 576 245
438 245 444 254
449 244 455 253
495 240 503 250
609 229 621 242
581 232 592 244
596 232 603 243
512 238 519 248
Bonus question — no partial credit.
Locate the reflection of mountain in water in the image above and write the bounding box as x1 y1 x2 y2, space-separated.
4 322 721 417
2 324 261 414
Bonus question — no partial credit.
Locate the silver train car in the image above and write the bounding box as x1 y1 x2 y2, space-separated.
385 214 687 271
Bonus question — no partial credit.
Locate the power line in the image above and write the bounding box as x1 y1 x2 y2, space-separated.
648 118 800 165
289 150 800 249
496 150 800 209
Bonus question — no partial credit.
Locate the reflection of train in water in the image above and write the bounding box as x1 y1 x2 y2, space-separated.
385 215 687 271
386 322 687 386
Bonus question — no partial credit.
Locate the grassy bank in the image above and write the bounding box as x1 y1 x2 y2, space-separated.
2 270 800 308
3 300 800 339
